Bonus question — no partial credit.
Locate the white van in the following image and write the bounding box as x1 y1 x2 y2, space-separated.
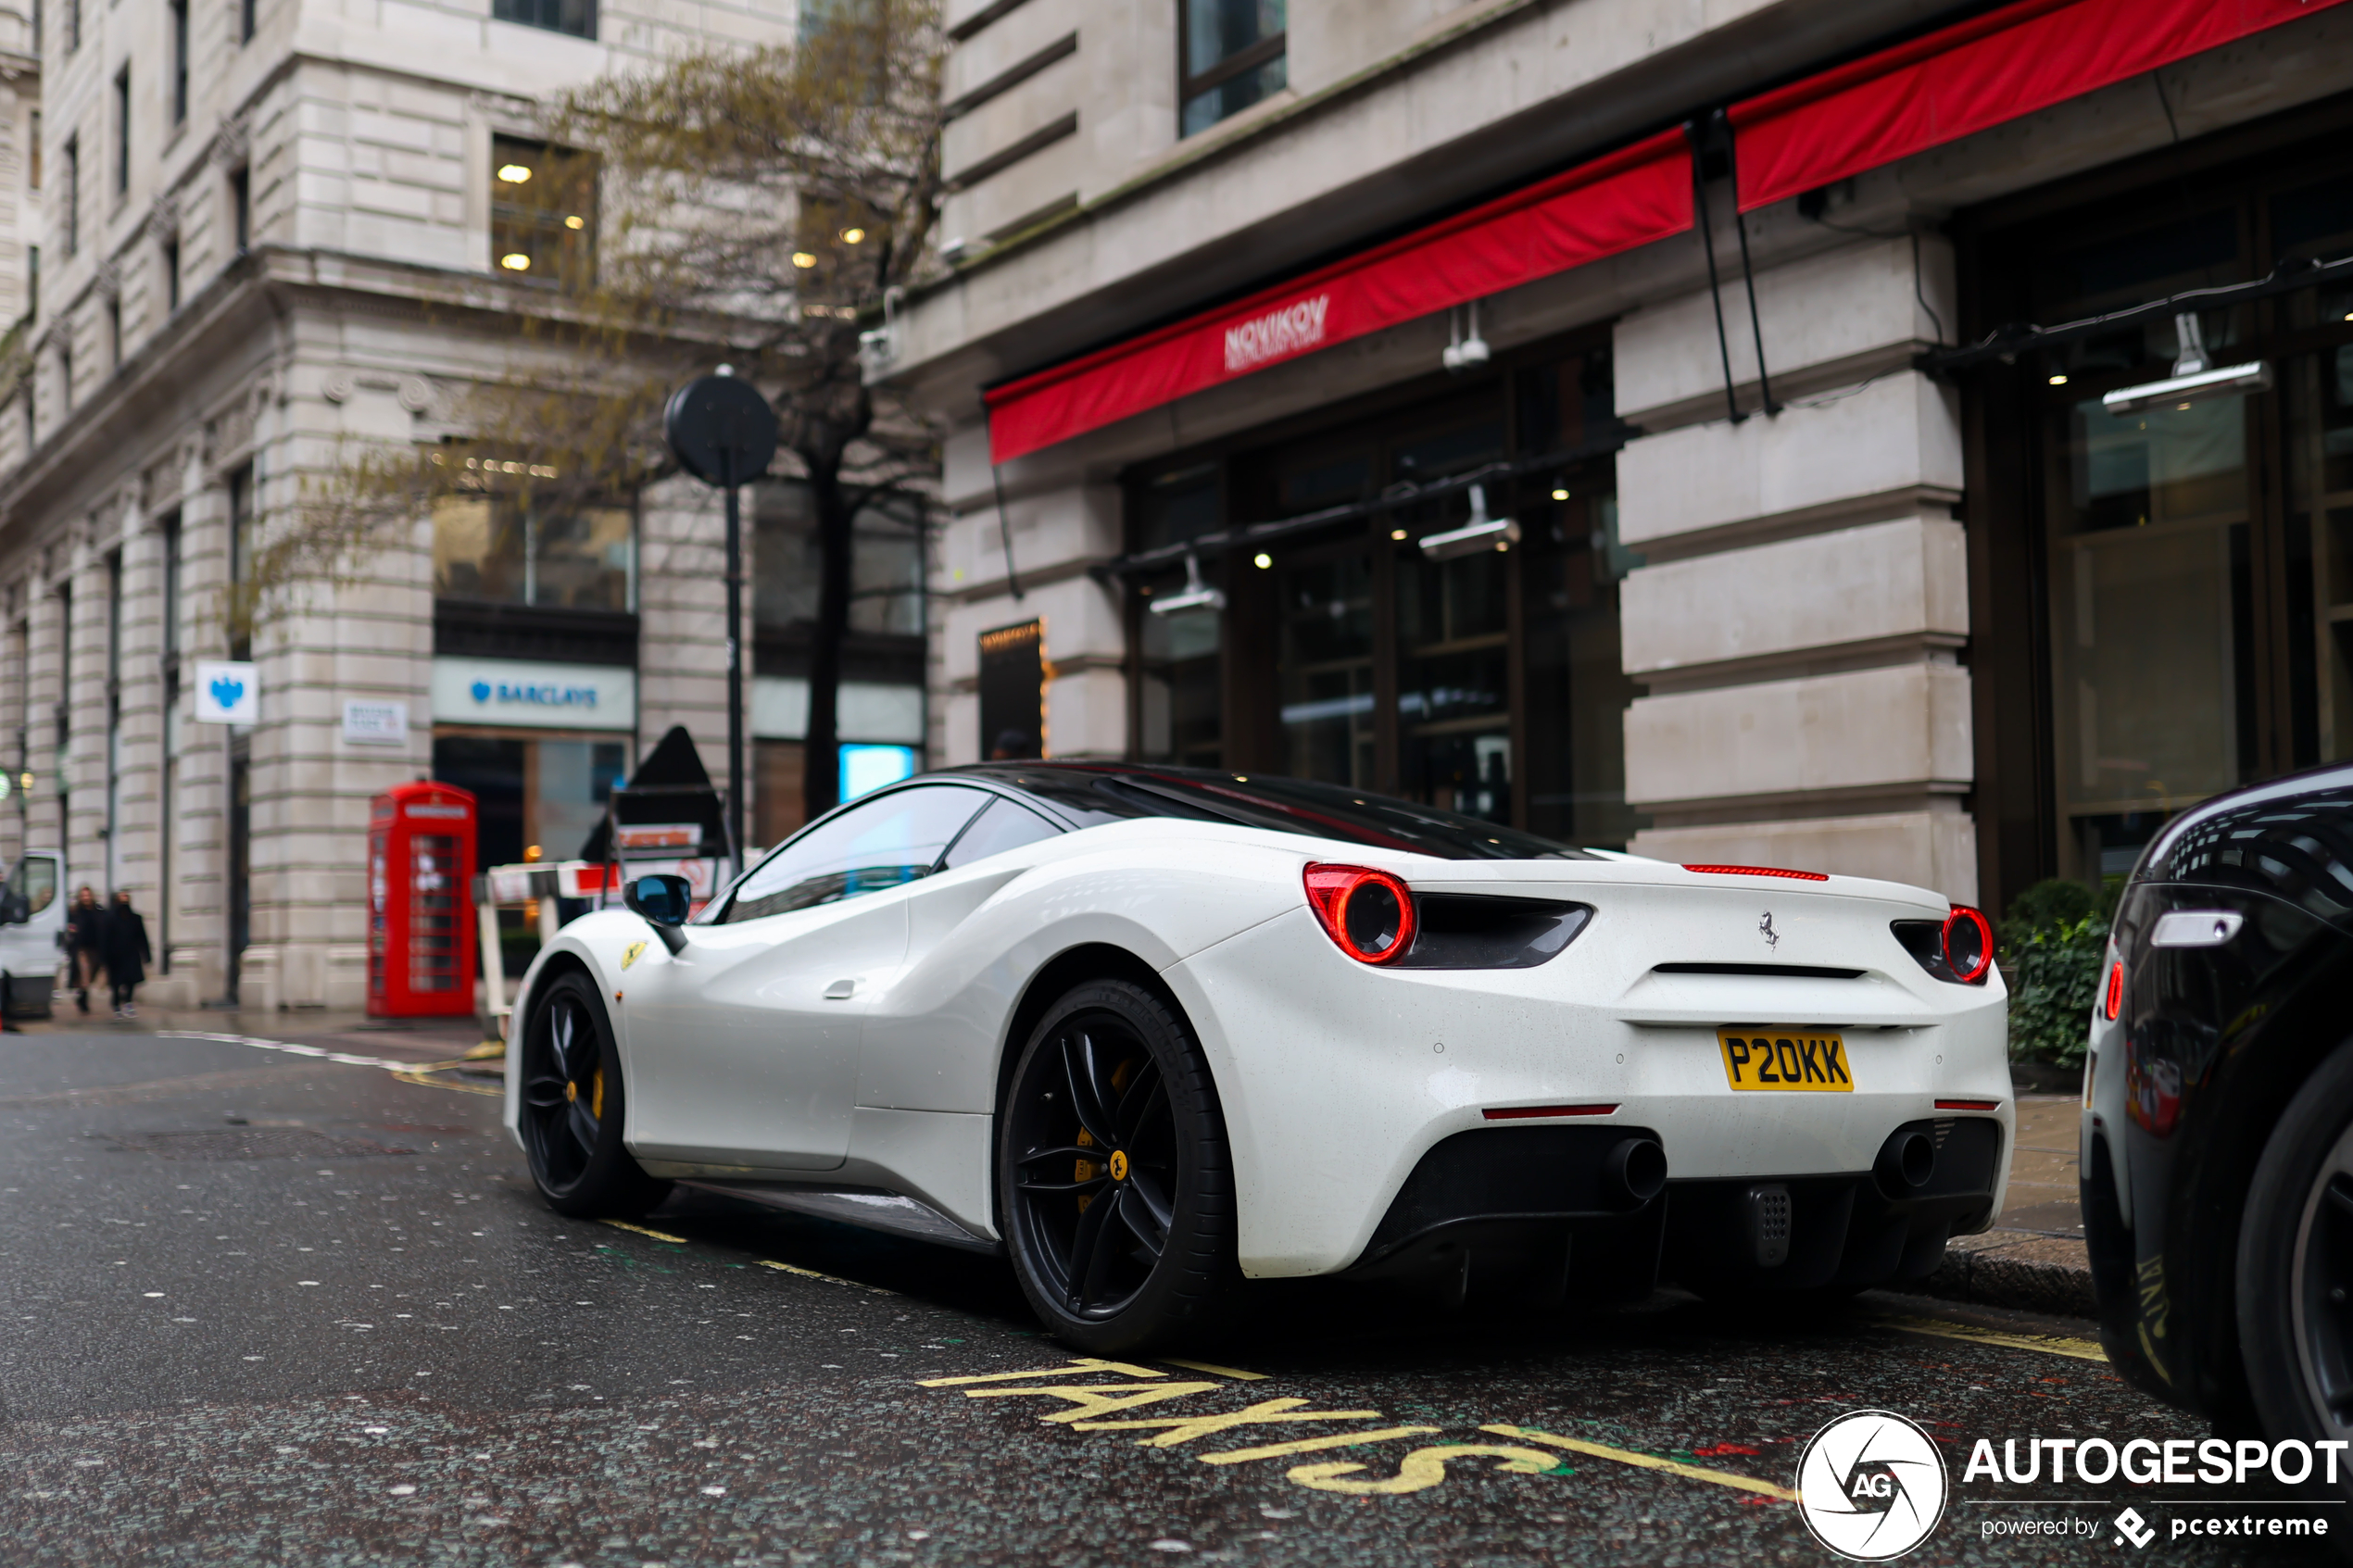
0 849 64 1016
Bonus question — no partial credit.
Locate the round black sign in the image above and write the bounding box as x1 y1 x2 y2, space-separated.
664 373 780 487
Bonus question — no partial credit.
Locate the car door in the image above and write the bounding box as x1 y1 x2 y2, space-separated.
623 784 995 1171
0 853 60 985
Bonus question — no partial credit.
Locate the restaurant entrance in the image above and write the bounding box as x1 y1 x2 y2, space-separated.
1965 101 2353 892
1126 332 1645 848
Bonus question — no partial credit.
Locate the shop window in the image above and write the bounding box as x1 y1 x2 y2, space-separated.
491 136 597 290
1135 464 1224 767
433 734 624 966
752 482 924 635
1178 0 1285 137
432 492 635 612
493 0 594 39
753 739 805 854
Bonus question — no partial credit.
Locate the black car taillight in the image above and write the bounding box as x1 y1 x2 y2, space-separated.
1892 907 1994 985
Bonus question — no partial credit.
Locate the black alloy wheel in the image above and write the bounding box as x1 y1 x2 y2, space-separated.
521 970 670 1218
1000 979 1235 1353
2239 1032 2353 1480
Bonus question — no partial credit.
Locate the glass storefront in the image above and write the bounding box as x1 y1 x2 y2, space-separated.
1970 114 2353 885
431 733 627 869
1126 337 1645 848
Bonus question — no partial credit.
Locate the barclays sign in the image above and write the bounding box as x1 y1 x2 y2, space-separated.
433 658 635 732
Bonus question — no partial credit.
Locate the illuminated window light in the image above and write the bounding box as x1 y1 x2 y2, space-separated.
792 252 818 269
497 163 533 183
500 253 532 270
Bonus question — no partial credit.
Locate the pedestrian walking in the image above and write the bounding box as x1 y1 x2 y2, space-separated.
65 886 106 1015
104 891 150 1018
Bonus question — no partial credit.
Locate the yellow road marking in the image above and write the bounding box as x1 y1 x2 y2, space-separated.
1875 1314 2108 1364
1201 1426 1442 1465
1076 1397 1386 1447
920 1359 1165 1386
1163 1358 1269 1381
963 1382 1221 1422
391 1069 500 1097
1291 1444 1563 1496
599 1219 690 1245
1480 1424 1796 1501
753 1258 895 1296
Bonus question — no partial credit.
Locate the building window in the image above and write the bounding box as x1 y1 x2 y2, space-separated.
63 0 77 53
28 109 38 188
162 234 178 312
170 0 188 125
1178 0 1285 137
228 461 253 659
229 166 249 252
753 483 925 638
432 491 635 612
113 67 129 195
61 135 76 255
105 295 119 370
240 0 255 44
161 509 181 659
490 136 596 291
491 0 595 39
26 244 36 319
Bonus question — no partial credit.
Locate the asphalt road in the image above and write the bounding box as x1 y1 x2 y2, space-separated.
0 1023 2336 1567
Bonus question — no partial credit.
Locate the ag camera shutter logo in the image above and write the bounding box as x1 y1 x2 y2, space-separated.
1796 1410 1948 1560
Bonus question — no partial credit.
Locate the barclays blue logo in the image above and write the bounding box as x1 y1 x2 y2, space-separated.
471 681 491 702
209 675 245 709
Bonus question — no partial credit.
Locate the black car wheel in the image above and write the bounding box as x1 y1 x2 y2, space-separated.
520 971 671 1218
999 979 1235 1353
2239 1033 2353 1470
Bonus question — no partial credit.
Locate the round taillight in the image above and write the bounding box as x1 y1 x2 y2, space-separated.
1302 864 1417 964
1942 905 1994 985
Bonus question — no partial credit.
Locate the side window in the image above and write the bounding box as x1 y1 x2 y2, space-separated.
724 785 990 922
15 856 57 913
942 797 1062 870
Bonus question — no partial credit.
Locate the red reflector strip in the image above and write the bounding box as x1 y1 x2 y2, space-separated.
1934 1099 2002 1111
1682 863 1830 881
1483 1104 1619 1120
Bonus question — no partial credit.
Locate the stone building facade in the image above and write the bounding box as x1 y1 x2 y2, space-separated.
0 0 930 1010
888 0 2353 914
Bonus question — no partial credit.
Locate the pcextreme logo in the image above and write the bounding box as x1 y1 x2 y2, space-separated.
1796 1410 1949 1561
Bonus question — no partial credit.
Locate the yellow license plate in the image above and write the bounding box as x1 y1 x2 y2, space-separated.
1718 1028 1854 1092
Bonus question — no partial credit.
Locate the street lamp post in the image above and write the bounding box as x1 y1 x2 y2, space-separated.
663 369 780 870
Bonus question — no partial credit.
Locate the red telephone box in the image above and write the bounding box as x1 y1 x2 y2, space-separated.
367 781 478 1018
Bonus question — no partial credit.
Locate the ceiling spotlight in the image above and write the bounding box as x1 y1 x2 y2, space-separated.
1252 552 1273 570
1390 528 1407 541
500 254 531 270
792 252 818 269
1149 551 1225 618
2047 373 2069 385
2104 311 2270 415
1418 483 1520 561
564 215 585 230
1550 487 1569 501
842 227 865 245
497 163 533 183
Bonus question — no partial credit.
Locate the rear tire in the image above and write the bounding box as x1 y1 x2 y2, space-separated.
2237 1032 2353 1484
998 979 1236 1354
519 971 671 1219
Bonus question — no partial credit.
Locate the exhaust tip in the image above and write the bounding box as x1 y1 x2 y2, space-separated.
1876 1129 1936 1194
1606 1136 1668 1205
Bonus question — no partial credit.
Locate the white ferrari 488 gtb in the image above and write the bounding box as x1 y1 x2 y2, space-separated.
503 763 2012 1350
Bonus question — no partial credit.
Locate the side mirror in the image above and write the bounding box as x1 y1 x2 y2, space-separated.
623 874 692 954
0 890 26 927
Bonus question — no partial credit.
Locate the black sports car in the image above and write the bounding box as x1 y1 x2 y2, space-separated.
2082 761 2353 1444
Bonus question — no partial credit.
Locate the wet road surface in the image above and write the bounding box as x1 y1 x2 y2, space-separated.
0 1025 2334 1566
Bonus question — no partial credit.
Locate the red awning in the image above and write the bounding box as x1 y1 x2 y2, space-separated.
1731 0 2353 212
984 130 1692 463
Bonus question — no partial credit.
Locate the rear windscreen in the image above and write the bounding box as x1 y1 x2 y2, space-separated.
958 764 1595 862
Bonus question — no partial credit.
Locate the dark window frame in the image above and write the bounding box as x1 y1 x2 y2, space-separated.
490 0 596 41
60 134 76 256
112 65 128 196
170 0 189 124
1176 0 1286 135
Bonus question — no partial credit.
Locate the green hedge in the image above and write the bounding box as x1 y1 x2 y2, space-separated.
1998 877 2120 1067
